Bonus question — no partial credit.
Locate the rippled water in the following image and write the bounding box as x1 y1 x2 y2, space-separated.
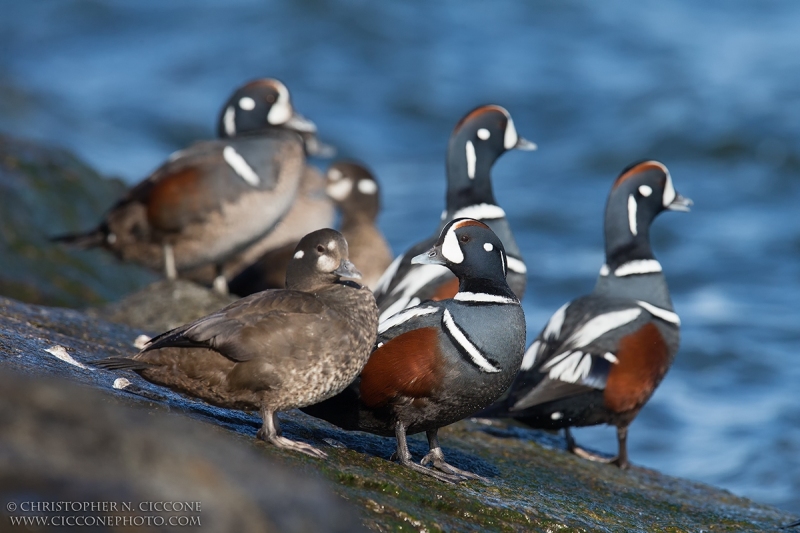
2 0 799 514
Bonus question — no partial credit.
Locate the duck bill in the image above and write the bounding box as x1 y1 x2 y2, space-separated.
668 193 693 212
514 137 537 151
284 112 318 134
302 133 336 158
333 259 362 279
411 245 446 266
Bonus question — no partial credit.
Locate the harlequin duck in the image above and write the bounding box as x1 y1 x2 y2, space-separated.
96 229 379 458
53 78 326 294
373 105 535 323
324 161 393 290
303 218 526 482
480 161 691 469
202 165 336 295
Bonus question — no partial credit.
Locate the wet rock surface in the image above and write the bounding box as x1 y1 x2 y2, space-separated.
0 134 157 307
0 292 795 532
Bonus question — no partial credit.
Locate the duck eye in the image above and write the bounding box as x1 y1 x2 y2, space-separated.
316 244 326 253
266 93 276 104
459 234 470 243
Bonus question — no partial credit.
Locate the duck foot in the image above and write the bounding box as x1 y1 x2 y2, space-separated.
420 447 488 482
258 407 327 459
565 427 629 469
392 422 467 484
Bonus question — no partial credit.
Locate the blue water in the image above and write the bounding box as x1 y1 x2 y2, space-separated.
2 0 799 514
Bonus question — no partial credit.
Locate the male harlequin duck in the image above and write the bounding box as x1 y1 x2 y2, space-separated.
96 229 378 458
324 161 393 290
53 78 327 295
373 105 535 323
208 165 336 295
303 218 526 482
480 161 691 469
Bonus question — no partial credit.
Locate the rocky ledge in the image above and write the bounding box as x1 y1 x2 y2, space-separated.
0 290 795 532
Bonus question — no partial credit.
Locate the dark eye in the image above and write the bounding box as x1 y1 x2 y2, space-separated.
460 234 470 243
316 244 326 253
266 94 276 104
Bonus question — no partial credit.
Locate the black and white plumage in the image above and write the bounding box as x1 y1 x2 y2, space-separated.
373 105 535 323
303 218 526 483
482 160 691 469
53 78 328 295
96 229 378 459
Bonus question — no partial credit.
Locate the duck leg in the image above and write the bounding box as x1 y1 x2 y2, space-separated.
565 426 629 469
420 429 487 482
391 422 465 484
256 406 327 459
212 263 229 295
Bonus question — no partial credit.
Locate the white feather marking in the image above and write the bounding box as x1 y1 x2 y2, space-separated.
379 263 446 322
443 309 500 373
133 334 151 349
543 302 569 340
441 227 464 264
268 80 292 125
551 412 563 420
326 179 353 201
636 300 681 326
374 253 404 296
223 106 236 136
453 292 516 304
628 194 638 236
614 259 662 277
466 140 477 179
547 351 592 383
603 352 619 364
44 345 88 370
504 115 519 150
328 167 343 181
599 264 610 276
505 256 527 274
357 179 378 195
483 242 493 252
639 184 652 197
293 250 304 259
565 308 642 348
663 171 676 207
317 254 338 271
477 128 490 140
378 306 438 334
223 146 260 186
520 340 541 371
452 203 506 220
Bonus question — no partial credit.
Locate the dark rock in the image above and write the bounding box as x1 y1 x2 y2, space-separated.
0 134 157 308
0 292 794 532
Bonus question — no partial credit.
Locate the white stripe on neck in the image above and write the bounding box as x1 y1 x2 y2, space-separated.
443 309 500 373
223 146 260 186
454 292 516 304
636 301 681 326
614 259 662 277
451 203 506 221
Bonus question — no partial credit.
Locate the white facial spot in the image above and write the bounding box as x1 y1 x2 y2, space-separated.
326 178 353 201
293 250 304 259
465 140 476 179
483 242 493 252
357 179 378 195
238 96 256 110
223 105 236 136
317 254 338 271
327 240 336 251
441 228 464 264
638 184 653 197
503 115 519 150
267 81 292 125
662 171 677 207
328 168 343 181
477 128 490 140
627 194 638 236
